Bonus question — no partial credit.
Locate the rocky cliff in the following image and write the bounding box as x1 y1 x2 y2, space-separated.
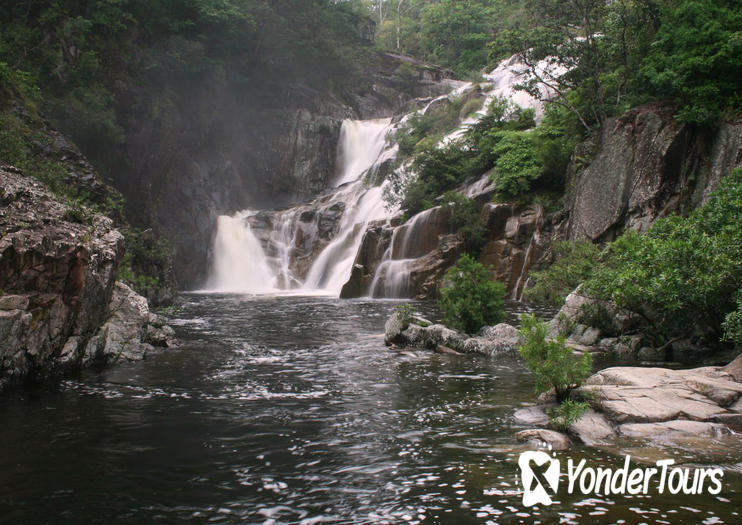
566 104 742 241
0 165 176 390
341 176 560 300
109 52 454 288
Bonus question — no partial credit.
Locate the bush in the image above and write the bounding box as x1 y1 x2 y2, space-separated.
518 314 593 402
440 192 487 257
439 254 506 334
584 168 742 344
548 400 590 431
524 241 601 306
723 291 742 348
489 130 542 198
395 302 413 328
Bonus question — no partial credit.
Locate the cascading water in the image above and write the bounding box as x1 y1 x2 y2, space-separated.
208 212 278 293
207 53 561 298
207 118 396 295
334 119 395 186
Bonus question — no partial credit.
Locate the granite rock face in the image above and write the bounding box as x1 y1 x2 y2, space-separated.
566 104 742 242
0 166 175 389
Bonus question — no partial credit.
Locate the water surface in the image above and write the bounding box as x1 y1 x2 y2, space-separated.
0 294 739 523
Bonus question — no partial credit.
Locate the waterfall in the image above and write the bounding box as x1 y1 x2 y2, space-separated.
368 207 445 298
302 184 388 294
207 212 278 293
207 118 396 295
335 119 395 186
206 53 560 298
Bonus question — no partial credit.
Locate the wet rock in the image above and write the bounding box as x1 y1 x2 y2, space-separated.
84 282 155 363
435 344 462 356
513 406 550 427
461 323 523 356
515 429 571 450
0 167 176 388
384 311 408 346
618 420 730 440
569 410 616 446
637 346 664 362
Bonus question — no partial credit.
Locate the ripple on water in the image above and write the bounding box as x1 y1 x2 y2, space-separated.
0 294 740 524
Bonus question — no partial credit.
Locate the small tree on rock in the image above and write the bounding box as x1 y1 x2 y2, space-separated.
439 254 505 334
518 313 592 402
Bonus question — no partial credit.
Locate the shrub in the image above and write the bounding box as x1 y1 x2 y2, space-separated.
584 168 742 344
489 130 542 198
723 291 742 348
518 314 593 402
524 241 601 306
439 254 506 334
395 302 413 328
548 400 591 431
440 192 487 257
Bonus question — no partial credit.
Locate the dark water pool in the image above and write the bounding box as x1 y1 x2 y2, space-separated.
0 294 740 524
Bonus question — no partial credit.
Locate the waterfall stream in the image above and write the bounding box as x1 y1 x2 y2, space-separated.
206 54 562 298
206 118 397 294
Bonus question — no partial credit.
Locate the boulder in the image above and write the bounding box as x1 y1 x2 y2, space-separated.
581 366 742 424
617 420 730 440
84 282 155 362
461 323 522 356
569 410 616 446
0 167 176 388
515 429 571 450
513 406 550 427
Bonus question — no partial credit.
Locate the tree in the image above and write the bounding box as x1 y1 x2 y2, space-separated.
641 0 742 125
518 314 593 402
439 254 506 334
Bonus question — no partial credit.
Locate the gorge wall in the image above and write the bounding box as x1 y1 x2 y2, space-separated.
109 52 454 288
0 166 176 389
566 104 742 242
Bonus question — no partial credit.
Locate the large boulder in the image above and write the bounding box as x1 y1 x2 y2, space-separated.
0 166 175 388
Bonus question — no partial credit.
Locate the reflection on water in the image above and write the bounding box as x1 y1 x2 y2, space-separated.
0 294 739 523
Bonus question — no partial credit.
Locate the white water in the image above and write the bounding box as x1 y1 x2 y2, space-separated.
207 118 396 295
208 212 279 293
207 53 559 297
335 119 395 186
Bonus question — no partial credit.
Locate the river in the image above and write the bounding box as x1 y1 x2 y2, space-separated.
0 294 740 523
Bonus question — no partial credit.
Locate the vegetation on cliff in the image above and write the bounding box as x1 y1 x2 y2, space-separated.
439 254 505 334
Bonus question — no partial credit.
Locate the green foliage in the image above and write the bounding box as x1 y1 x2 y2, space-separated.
524 241 601 306
576 303 620 338
439 254 505 334
584 168 742 344
397 99 538 217
641 0 742 125
518 314 593 402
548 400 590 431
120 227 173 300
723 291 742 347
395 96 465 159
495 0 741 128
440 191 487 257
395 302 413 328
489 131 542 198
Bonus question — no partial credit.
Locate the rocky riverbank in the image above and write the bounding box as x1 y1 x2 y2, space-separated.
514 355 742 454
0 165 176 390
